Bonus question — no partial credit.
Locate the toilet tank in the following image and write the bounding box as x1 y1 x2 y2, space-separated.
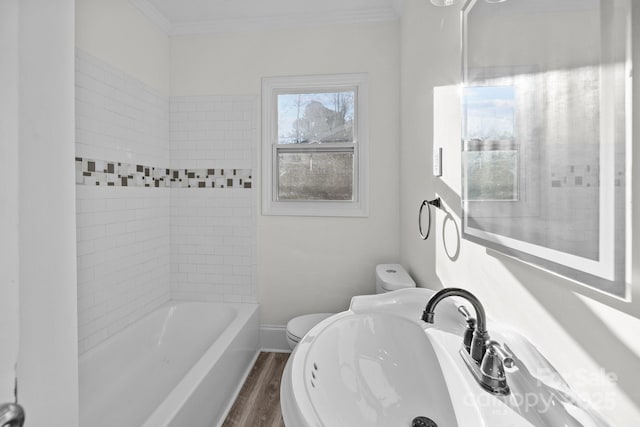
375 264 416 294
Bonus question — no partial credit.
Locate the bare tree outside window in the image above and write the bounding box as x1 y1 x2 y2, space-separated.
278 92 354 144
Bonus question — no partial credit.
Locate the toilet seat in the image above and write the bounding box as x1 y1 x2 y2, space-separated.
286 313 334 348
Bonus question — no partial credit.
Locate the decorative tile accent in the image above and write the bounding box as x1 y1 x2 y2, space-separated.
549 163 600 188
75 157 252 189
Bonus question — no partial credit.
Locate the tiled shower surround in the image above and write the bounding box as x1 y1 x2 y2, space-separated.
75 50 257 353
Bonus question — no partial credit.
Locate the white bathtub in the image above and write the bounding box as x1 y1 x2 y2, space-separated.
80 301 259 427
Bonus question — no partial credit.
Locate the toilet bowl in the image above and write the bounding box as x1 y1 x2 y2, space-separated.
286 313 334 350
285 264 416 350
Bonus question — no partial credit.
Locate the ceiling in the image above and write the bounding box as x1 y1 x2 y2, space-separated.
130 0 403 35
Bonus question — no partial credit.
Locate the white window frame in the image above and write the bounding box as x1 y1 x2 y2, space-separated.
261 74 369 217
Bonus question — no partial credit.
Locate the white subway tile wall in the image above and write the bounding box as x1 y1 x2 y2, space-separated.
76 187 171 353
169 95 257 303
75 50 170 167
75 50 258 354
76 50 172 354
170 95 257 170
170 189 257 303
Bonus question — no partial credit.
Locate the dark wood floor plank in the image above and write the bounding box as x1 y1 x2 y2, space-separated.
222 351 289 427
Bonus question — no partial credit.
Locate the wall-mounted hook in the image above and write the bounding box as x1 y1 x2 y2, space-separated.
418 197 442 240
427 198 441 209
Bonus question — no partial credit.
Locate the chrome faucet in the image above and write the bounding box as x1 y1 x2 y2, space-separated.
422 287 512 395
422 288 489 363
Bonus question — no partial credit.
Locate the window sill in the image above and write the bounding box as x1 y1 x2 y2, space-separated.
262 200 368 218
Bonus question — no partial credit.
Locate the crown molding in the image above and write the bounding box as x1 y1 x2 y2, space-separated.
171 8 399 35
129 1 399 36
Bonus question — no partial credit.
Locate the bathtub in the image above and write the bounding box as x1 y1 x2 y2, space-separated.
80 301 259 427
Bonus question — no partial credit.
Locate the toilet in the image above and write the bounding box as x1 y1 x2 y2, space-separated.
285 263 416 350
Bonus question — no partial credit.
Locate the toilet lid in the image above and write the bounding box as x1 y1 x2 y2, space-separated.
377 264 417 292
286 313 334 342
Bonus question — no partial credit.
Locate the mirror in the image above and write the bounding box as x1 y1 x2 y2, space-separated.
461 0 630 298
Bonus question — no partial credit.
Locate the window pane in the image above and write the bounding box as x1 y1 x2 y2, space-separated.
278 151 353 201
277 91 355 144
463 150 518 201
463 86 515 141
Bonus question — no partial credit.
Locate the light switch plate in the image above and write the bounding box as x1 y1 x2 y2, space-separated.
433 147 442 177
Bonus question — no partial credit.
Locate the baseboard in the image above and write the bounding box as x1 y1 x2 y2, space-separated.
260 324 290 352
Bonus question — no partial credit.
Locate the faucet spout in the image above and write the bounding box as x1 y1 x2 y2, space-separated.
422 287 489 363
421 287 511 395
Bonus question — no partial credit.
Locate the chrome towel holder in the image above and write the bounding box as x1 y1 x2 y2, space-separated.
418 198 442 240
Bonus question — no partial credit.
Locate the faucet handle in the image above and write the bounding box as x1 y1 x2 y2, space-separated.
492 341 515 369
480 342 504 379
481 340 515 380
457 305 473 322
457 305 477 328
478 340 512 394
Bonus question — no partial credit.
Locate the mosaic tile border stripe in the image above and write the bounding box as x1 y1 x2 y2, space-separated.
75 157 252 189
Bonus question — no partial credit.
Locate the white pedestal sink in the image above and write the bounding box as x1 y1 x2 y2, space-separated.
281 288 611 427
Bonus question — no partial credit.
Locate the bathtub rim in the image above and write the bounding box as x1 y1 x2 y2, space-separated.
141 300 259 427
78 300 244 362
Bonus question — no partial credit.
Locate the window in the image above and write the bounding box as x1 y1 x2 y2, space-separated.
262 74 368 216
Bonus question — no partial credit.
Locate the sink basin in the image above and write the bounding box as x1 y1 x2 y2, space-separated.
288 312 457 426
281 288 611 427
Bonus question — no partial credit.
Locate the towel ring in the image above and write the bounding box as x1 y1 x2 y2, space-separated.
418 198 442 240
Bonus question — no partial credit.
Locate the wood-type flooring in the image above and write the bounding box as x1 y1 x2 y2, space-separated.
222 351 290 427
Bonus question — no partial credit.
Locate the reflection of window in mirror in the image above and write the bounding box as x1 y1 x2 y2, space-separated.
462 72 540 220
463 85 518 202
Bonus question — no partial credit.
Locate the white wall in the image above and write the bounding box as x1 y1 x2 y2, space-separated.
0 0 20 404
171 21 402 325
399 0 640 424
76 0 170 94
17 0 79 425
